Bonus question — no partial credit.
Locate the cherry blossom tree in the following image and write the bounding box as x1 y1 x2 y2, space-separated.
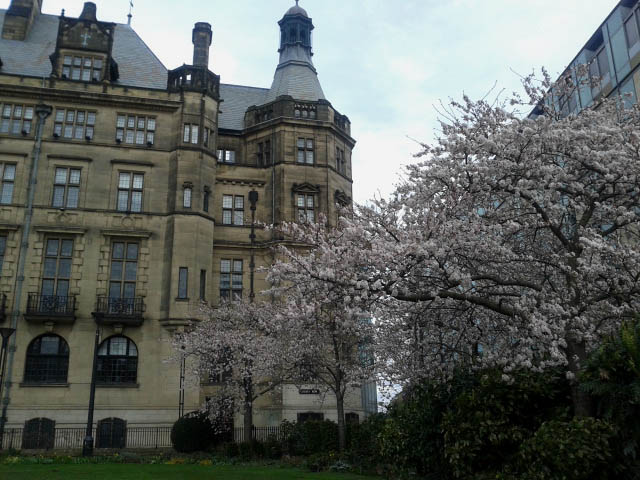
172 301 297 438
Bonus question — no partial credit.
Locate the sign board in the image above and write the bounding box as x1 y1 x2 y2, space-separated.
298 388 320 395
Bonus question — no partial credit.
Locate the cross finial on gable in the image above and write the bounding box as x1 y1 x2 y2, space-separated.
295 0 299 6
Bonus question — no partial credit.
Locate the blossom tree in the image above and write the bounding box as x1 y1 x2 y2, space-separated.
267 218 378 451
275 73 640 417
173 301 297 439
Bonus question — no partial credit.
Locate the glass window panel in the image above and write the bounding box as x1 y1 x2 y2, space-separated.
74 127 84 139
4 165 15 181
84 58 92 68
66 111 75 123
125 130 134 144
129 343 138 356
124 262 137 281
183 188 192 207
222 195 233 208
58 259 72 278
1 106 10 118
13 106 22 118
46 239 59 256
226 151 235 163
73 57 82 66
123 283 135 298
64 125 73 138
112 242 125 259
63 56 72 65
116 115 126 128
60 240 73 257
232 274 242 288
98 342 108 355
220 275 230 289
133 175 143 189
62 67 70 78
147 118 156 131
110 338 127 356
118 173 131 189
76 112 85 124
297 151 304 163
43 258 57 277
92 69 101 81
183 125 190 142
126 243 138 260
41 279 54 296
94 59 103 69
69 169 81 184
110 261 123 280
234 196 244 209
116 129 124 141
137 117 145 129
117 191 129 211
233 260 243 272
1 183 13 204
234 211 243 225
131 191 142 212
109 282 121 298
52 186 65 207
66 187 78 208
146 132 154 144
81 70 91 81
307 139 313 149
127 116 135 128
54 124 62 136
71 69 81 80
191 125 199 144
58 280 69 297
11 121 20 135
223 211 232 224
178 267 188 298
22 120 32 134
54 168 67 184
0 119 8 133
24 107 33 120
87 112 95 125
307 210 314 222
220 260 231 273
40 336 59 355
297 138 305 148
297 196 305 207
55 110 64 122
626 16 639 46
135 131 144 144
306 151 314 164
85 126 94 139
307 196 314 208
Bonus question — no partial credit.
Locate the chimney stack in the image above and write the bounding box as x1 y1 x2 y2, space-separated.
192 22 212 68
79 2 97 22
1 0 43 40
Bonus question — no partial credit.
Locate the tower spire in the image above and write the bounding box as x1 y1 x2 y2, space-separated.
127 0 133 26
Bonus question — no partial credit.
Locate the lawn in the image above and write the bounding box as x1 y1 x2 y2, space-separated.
0 464 380 479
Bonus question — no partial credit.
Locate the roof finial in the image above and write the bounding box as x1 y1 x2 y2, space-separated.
295 0 299 5
127 0 133 26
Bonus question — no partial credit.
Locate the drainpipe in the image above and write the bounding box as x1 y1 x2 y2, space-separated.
0 104 52 437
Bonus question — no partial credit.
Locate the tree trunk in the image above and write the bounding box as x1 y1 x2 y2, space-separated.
336 391 346 452
566 338 593 417
243 375 253 442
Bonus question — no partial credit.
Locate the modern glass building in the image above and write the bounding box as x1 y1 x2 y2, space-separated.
532 0 640 116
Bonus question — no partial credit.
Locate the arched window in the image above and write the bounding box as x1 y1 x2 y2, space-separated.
96 336 138 385
96 417 127 448
24 335 69 384
22 418 55 449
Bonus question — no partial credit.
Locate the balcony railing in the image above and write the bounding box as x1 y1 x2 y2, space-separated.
25 294 76 324
167 65 220 99
92 297 145 326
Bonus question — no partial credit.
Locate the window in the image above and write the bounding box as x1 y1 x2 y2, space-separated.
200 269 206 301
297 194 315 223
97 336 138 385
62 55 103 81
625 14 639 48
217 149 236 164
183 186 192 208
203 127 213 149
346 413 360 425
183 124 199 144
222 195 244 225
257 140 271 167
590 48 610 86
297 412 324 423
24 335 69 384
52 167 80 208
178 267 188 299
109 242 138 302
0 236 6 274
336 148 346 175
116 114 155 145
297 138 314 164
0 103 33 135
96 418 127 449
22 418 55 450
41 238 73 299
0 163 15 204
117 172 144 212
53 108 95 140
203 187 210 213
220 259 242 301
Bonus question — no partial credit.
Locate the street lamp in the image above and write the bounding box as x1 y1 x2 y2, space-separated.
0 327 16 448
82 326 100 456
248 190 259 303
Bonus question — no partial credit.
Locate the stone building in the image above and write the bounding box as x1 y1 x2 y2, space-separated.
0 0 371 445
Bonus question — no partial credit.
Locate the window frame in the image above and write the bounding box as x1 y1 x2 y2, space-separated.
296 193 316 223
222 194 244 226
24 334 70 384
41 237 74 299
116 171 144 213
178 267 188 299
53 108 95 141
108 241 139 301
0 163 16 205
52 166 81 209
116 114 156 146
96 335 138 385
183 123 200 144
220 259 243 301
61 54 104 82
0 103 34 136
217 148 236 164
296 138 314 165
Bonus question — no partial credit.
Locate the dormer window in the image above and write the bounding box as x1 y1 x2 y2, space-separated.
61 54 104 82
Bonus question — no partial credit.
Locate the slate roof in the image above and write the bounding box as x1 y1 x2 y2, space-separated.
265 62 325 103
0 10 168 90
218 83 269 131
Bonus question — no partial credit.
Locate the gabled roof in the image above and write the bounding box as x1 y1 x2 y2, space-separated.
0 10 168 90
218 83 269 131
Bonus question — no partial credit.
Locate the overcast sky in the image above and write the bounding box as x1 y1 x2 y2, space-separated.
4 0 621 203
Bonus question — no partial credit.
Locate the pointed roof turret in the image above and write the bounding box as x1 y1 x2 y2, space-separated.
265 1 325 103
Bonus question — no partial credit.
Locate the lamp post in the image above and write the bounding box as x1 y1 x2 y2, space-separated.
248 190 258 302
0 327 15 448
82 326 100 456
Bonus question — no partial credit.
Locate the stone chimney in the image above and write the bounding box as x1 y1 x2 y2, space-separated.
1 0 43 40
79 2 97 22
192 22 212 68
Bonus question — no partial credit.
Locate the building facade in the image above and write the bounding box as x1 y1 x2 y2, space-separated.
0 0 369 443
533 0 640 116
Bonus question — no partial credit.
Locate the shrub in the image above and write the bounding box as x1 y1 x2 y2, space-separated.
346 413 386 463
285 420 339 455
170 412 216 453
507 418 615 480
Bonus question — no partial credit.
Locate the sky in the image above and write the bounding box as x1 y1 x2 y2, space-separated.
3 0 621 203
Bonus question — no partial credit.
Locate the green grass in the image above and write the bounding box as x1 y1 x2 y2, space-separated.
0 464 380 479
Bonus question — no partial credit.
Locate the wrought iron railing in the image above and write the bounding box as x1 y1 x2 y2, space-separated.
26 294 76 316
94 297 145 317
0 426 172 450
233 426 285 443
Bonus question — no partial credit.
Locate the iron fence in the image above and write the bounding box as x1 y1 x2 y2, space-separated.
233 426 284 443
0 426 172 450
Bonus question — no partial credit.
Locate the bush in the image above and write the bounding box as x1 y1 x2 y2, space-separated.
346 413 385 463
284 420 339 455
442 369 571 479
506 418 615 480
170 412 217 453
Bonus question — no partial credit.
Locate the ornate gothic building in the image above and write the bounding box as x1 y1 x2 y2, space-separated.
0 0 374 447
